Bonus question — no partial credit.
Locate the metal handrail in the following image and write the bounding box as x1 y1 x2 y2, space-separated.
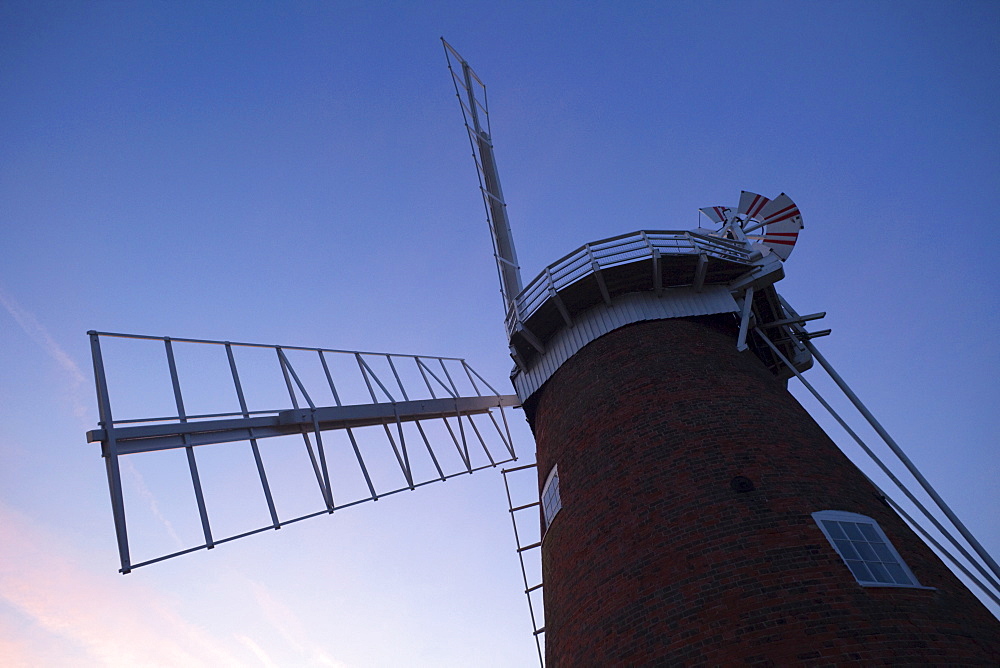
505 230 753 337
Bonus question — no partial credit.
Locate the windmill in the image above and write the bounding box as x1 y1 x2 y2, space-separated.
86 40 1000 664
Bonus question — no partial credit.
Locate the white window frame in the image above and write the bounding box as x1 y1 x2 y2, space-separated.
541 465 562 529
812 510 929 589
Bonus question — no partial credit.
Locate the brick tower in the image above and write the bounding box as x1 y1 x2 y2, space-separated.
505 231 1000 665
527 314 1000 664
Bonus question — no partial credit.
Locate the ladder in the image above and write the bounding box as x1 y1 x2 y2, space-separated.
501 462 545 666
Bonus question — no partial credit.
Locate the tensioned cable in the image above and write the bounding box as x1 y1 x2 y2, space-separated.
804 336 1000 581
779 294 1000 583
864 478 1000 607
754 326 1000 596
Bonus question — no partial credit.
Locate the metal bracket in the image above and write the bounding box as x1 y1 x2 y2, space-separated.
736 286 755 352
693 253 708 293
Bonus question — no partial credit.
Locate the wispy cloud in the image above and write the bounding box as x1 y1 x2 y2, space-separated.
0 284 90 423
247 580 351 668
122 458 185 550
0 502 247 668
236 634 279 668
0 630 38 668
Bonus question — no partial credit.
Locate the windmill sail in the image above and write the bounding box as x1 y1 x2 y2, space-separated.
87 330 518 573
442 38 523 314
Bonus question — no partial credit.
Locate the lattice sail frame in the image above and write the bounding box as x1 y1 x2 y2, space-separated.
87 331 519 573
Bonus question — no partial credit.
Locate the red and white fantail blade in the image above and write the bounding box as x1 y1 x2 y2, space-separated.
749 193 803 260
699 206 732 225
737 191 770 220
758 193 801 227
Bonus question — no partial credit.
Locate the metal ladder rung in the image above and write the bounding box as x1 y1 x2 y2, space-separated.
502 462 538 473
517 541 541 553
533 626 546 636
525 582 543 593
510 501 541 513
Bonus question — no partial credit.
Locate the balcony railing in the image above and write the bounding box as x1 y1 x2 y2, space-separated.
506 230 752 338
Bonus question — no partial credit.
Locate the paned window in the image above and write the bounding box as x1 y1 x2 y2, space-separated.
813 510 921 587
541 465 562 529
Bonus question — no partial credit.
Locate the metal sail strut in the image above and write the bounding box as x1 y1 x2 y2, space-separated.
87 395 519 455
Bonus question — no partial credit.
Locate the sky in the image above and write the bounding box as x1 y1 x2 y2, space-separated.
2 1 998 666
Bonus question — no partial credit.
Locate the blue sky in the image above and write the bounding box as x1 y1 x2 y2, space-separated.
2 2 998 665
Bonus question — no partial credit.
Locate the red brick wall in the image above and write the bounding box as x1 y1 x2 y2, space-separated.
529 316 1000 666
